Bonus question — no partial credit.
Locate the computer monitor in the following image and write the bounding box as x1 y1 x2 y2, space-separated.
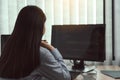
51 24 105 70
1 35 10 53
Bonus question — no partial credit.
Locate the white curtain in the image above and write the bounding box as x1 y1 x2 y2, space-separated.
114 0 120 65
0 0 116 65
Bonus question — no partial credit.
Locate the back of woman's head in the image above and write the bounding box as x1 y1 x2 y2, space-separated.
14 5 46 41
0 6 46 78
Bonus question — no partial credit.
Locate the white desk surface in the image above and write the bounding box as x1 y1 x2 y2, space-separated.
74 66 120 80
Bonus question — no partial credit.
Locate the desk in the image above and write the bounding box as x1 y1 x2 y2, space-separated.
73 66 120 80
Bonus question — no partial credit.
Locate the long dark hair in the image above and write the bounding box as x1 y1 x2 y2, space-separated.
0 6 46 78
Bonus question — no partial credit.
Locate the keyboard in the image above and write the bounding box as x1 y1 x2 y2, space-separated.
101 70 120 79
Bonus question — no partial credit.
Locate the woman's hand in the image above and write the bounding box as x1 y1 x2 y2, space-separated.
41 40 55 51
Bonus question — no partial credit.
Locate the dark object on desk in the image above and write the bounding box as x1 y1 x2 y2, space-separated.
101 70 120 79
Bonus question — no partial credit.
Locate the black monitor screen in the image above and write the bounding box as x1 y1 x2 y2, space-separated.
1 35 10 53
51 24 105 62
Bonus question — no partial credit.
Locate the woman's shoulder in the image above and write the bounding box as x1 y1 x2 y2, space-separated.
40 46 50 53
40 46 63 60
40 46 54 60
40 46 52 56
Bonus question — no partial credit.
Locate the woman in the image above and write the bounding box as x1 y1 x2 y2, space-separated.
0 6 71 80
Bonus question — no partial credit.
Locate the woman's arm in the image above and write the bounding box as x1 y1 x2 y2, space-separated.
35 41 71 80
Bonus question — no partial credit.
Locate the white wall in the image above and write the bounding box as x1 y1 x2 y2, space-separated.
115 0 120 65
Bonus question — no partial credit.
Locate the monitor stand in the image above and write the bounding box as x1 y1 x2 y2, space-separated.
69 60 96 80
70 60 96 73
72 60 85 70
